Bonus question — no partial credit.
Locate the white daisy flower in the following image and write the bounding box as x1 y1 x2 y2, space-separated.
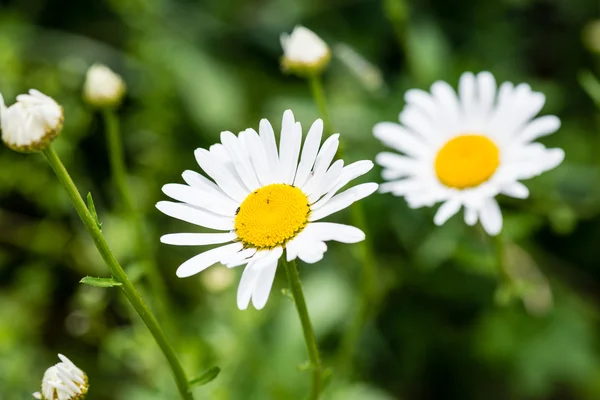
373 71 564 235
280 26 331 76
1 89 63 152
83 64 126 108
33 354 88 400
158 110 377 310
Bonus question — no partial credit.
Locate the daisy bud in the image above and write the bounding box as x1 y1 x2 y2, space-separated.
280 26 331 77
83 64 126 108
1 89 63 153
33 354 89 400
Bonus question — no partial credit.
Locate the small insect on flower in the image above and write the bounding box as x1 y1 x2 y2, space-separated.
0 89 63 153
158 110 377 310
32 354 88 400
373 71 564 235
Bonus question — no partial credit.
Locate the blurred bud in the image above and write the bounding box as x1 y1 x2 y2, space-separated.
201 265 235 293
334 43 387 95
280 26 330 77
583 20 600 54
83 64 126 108
1 89 63 153
33 354 88 400
549 204 577 235
383 0 409 24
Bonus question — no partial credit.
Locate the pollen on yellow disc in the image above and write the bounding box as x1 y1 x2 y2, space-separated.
234 184 310 249
434 134 500 189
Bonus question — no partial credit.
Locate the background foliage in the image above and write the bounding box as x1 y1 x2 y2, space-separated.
1 0 600 398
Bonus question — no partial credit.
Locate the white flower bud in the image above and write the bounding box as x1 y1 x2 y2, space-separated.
83 64 126 108
0 89 64 153
280 26 331 77
33 354 88 400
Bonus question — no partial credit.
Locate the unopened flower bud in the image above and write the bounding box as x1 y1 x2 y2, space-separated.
83 64 126 108
33 354 88 400
1 89 63 153
280 26 330 77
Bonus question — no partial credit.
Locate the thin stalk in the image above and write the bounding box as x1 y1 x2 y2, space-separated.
308 75 333 136
494 233 511 283
282 258 323 400
336 202 378 373
103 110 170 321
306 75 379 373
42 146 193 400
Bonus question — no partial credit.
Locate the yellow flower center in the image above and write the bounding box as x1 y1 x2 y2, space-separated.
234 184 310 249
434 134 500 189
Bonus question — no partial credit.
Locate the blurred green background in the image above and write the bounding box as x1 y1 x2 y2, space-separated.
1 0 600 398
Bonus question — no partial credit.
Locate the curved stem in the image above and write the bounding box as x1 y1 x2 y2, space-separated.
306 75 379 375
282 258 323 400
308 75 333 136
42 146 194 400
103 110 170 318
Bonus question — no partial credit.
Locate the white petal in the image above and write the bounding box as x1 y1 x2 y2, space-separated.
309 182 378 221
476 71 497 124
515 115 561 144
295 238 328 264
279 111 302 184
501 182 529 199
176 243 243 278
220 130 261 191
194 148 249 202
160 232 237 246
240 128 274 186
259 118 281 181
404 88 438 120
373 122 429 158
162 183 237 216
458 72 477 128
479 198 503 236
222 248 257 268
310 160 373 207
464 207 478 226
251 260 279 310
302 222 365 243
301 134 339 194
433 198 461 226
375 152 419 179
294 119 323 187
156 201 234 231
431 80 460 129
236 248 282 309
308 159 344 203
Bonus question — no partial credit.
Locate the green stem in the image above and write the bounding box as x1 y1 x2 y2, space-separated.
494 233 511 283
42 146 194 400
336 202 378 373
308 75 333 136
306 74 379 374
103 110 170 322
282 258 323 400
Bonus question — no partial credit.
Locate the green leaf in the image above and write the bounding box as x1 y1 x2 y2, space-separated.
86 192 102 231
80 276 122 288
188 366 220 389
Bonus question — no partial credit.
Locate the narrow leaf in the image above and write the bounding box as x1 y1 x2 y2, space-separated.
188 367 221 389
80 276 122 288
87 192 102 231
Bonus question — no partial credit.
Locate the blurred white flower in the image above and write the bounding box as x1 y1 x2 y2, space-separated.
280 26 330 76
158 110 377 310
83 64 126 108
374 71 564 235
1 89 63 152
32 354 88 400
